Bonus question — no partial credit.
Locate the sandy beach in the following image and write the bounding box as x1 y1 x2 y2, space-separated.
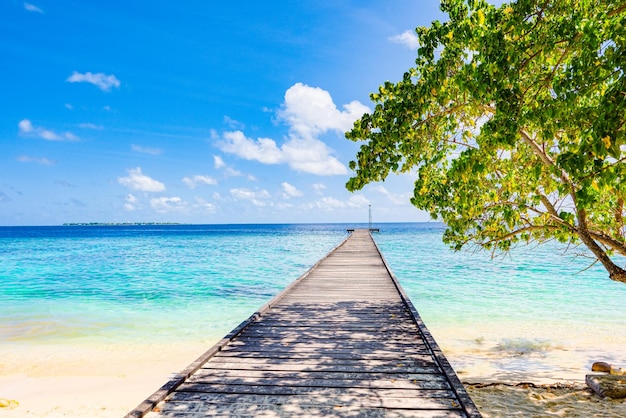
2 342 626 417
0 342 208 417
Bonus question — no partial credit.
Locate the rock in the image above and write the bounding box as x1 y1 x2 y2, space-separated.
586 374 626 399
592 361 612 373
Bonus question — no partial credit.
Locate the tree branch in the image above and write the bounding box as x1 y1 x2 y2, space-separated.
588 230 626 257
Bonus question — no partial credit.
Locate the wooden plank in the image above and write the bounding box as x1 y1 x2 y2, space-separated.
207 356 441 369
189 369 451 384
201 361 441 374
162 391 464 410
187 373 451 390
176 384 458 399
215 348 432 359
149 402 467 418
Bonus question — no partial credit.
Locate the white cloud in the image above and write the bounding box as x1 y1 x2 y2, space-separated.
193 197 216 213
117 167 165 192
230 188 271 207
213 154 249 178
373 185 412 205
217 83 368 176
63 132 80 141
220 131 284 164
213 155 226 169
132 144 162 155
17 155 55 165
124 194 139 211
150 196 186 213
223 116 244 130
281 182 303 198
348 194 370 207
389 30 419 49
219 130 347 176
18 119 34 133
306 194 369 211
312 196 347 209
183 175 218 189
281 137 347 175
278 83 369 140
66 71 121 92
24 3 43 13
18 119 79 141
312 183 327 194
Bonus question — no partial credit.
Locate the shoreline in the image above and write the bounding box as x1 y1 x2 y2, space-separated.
2 341 626 417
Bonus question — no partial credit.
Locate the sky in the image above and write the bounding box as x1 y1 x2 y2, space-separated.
0 0 455 226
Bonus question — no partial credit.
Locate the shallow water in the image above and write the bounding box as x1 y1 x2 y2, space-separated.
2 222 625 383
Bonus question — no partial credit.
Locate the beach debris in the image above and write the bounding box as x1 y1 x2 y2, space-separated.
591 361 626 375
586 374 626 399
0 398 19 409
592 361 613 373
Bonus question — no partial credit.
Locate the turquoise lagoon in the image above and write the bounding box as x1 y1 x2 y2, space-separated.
1 223 625 383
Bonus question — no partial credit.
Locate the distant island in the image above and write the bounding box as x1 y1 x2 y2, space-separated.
63 222 182 226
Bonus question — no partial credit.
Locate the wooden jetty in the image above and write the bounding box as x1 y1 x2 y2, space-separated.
127 229 481 417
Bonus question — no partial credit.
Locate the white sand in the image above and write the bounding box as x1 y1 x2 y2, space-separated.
2 341 626 417
0 342 209 417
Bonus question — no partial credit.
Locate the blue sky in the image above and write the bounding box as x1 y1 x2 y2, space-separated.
1 1 453 225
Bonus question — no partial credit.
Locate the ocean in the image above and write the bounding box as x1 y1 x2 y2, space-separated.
2 222 625 384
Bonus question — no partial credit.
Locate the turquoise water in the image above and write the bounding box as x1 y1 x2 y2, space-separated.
2 223 625 382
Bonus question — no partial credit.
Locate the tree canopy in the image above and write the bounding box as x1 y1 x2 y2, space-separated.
346 0 626 282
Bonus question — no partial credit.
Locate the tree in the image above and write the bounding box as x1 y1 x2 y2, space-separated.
346 0 626 282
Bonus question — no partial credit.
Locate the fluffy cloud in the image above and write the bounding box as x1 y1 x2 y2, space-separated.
219 130 347 176
281 182 303 198
217 83 369 176
220 131 283 164
183 175 218 188
278 83 369 140
281 137 347 175
117 167 165 192
389 30 419 49
24 3 44 13
230 188 271 207
66 71 120 92
18 119 79 141
150 197 186 213
17 155 55 165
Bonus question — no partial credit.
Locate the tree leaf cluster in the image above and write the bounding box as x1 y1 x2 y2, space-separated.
346 0 626 282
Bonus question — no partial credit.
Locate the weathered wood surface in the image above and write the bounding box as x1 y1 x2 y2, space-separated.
127 229 481 417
